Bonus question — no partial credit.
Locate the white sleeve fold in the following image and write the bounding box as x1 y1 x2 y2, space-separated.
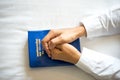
75 48 120 80
81 6 120 38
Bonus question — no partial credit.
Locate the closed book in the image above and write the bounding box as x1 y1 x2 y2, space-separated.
28 30 81 68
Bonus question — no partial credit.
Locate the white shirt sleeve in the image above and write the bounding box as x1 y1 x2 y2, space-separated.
75 6 120 80
81 6 120 38
76 48 120 80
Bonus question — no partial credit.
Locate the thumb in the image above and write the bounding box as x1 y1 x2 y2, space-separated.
49 35 66 49
50 48 62 60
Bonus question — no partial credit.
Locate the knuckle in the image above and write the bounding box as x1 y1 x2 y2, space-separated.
50 39 54 44
50 29 56 34
50 40 55 46
59 35 66 43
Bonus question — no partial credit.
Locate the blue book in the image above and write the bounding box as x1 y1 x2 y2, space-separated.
28 30 81 68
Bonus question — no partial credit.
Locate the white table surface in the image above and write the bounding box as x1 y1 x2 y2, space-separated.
0 0 120 80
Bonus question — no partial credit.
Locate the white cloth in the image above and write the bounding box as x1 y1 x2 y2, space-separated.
76 6 120 80
0 0 119 80
0 0 97 80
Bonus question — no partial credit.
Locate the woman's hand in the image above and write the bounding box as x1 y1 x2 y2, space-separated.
50 43 81 64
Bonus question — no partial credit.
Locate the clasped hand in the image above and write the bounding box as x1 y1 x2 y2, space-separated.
42 25 86 64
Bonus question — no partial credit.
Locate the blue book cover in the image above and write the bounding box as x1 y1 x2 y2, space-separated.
28 30 81 68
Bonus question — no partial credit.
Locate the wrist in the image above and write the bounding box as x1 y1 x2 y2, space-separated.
76 24 87 37
73 53 81 64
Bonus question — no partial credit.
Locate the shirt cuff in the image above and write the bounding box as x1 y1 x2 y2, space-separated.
75 47 114 74
75 47 120 80
81 16 103 38
75 47 95 74
75 47 105 79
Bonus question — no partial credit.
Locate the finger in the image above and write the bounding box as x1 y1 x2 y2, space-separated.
51 48 62 60
42 30 61 53
42 29 61 43
43 43 51 57
49 35 66 49
55 43 78 52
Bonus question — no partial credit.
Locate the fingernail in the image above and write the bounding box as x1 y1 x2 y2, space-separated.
48 52 51 57
46 53 50 57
